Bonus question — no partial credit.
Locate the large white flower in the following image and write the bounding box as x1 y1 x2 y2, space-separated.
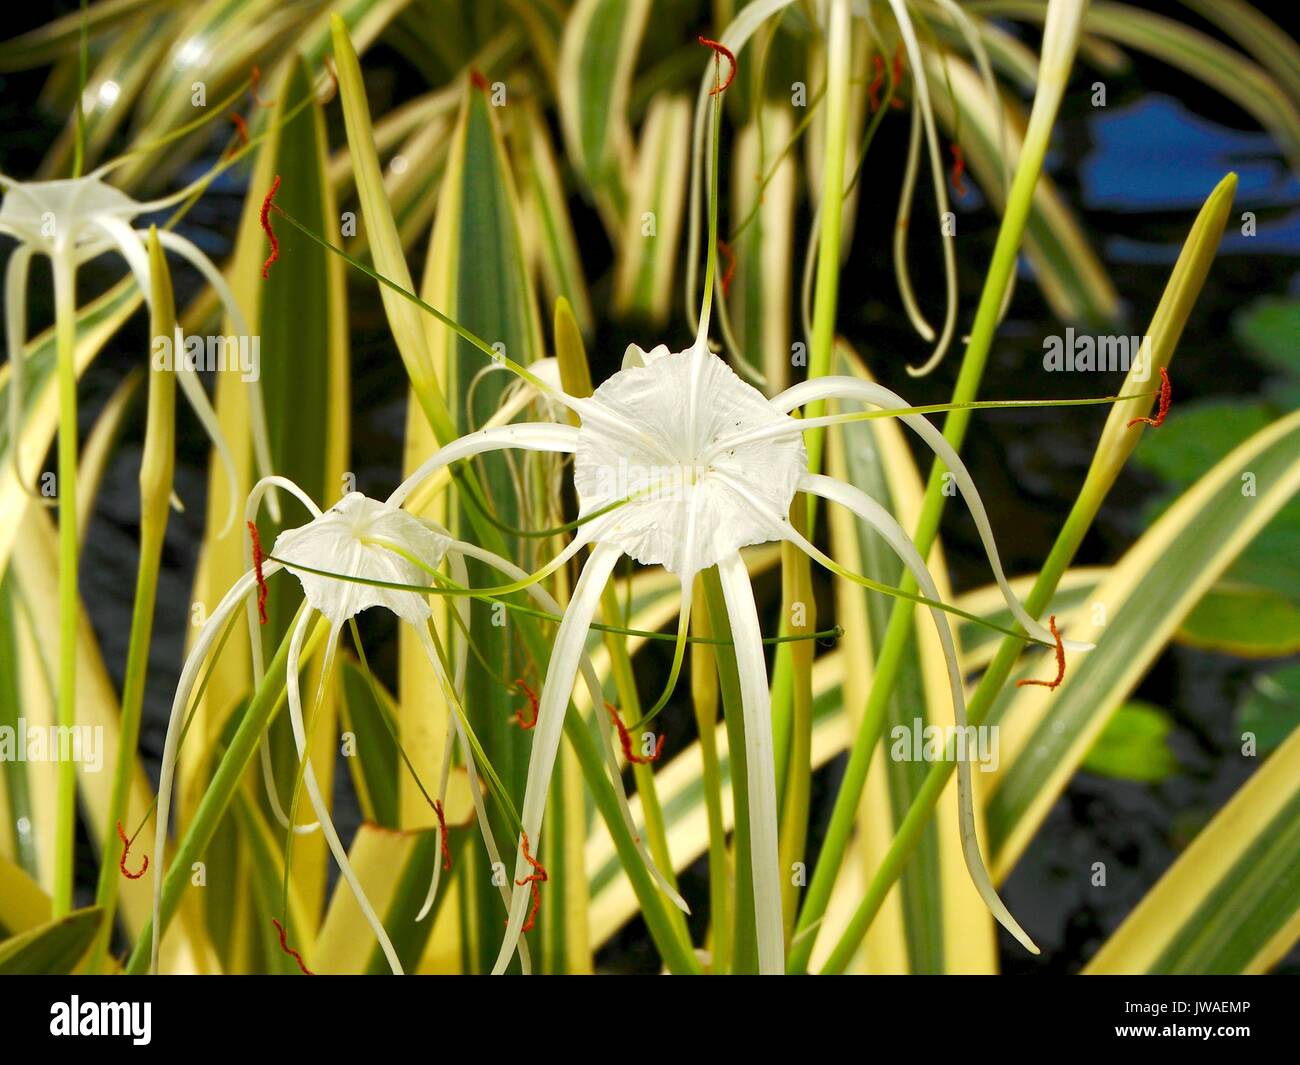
390 339 1085 975
150 474 683 975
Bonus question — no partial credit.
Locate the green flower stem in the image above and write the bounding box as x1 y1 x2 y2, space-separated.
770 0 852 830
690 578 731 972
803 0 852 485
702 566 756 973
777 515 814 940
563 705 702 975
52 248 79 918
88 230 176 973
788 0 1086 973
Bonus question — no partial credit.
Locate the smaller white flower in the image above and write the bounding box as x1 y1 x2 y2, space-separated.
152 478 681 975
0 174 142 257
272 491 450 625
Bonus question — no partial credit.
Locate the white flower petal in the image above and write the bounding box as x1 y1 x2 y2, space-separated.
452 538 689 915
153 565 277 971
717 552 785 975
492 542 623 975
284 612 404 974
772 376 1092 652
802 472 1039 954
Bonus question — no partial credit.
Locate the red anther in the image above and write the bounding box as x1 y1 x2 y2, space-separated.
1016 615 1066 691
470 68 490 92
247 521 269 625
514 831 548 934
272 918 314 975
433 799 452 872
259 175 281 280
606 703 665 765
228 112 249 151
868 55 885 113
250 65 272 108
949 143 967 196
510 678 539 729
718 238 737 298
697 36 737 95
1127 366 1172 429
116 820 148 880
890 43 906 108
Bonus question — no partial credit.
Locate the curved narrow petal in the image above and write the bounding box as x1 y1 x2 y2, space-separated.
894 100 937 344
149 228 279 520
258 739 318 837
243 476 322 682
151 564 279 971
412 695 457 924
95 213 153 297
801 471 1040 953
285 610 404 974
414 578 532 973
172 334 240 537
386 423 580 508
451 539 689 914
772 376 1091 650
411 554 472 917
491 541 623 975
716 552 785 975
886 0 959 376
5 244 36 491
242 475 324 835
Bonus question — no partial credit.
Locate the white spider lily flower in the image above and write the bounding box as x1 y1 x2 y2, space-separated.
0 166 276 528
389 341 1085 975
152 484 681 975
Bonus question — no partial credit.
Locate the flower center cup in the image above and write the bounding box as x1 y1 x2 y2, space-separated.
573 345 806 577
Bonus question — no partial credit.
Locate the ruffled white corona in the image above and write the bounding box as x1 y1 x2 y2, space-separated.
573 342 806 577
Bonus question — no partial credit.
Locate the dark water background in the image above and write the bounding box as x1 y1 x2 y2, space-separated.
1 0 1297 973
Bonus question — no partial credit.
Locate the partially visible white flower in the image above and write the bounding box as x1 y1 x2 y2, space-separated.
0 167 276 527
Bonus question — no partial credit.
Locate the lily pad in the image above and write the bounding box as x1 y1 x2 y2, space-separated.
1082 701 1179 782
1234 297 1300 407
1177 582 1300 657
